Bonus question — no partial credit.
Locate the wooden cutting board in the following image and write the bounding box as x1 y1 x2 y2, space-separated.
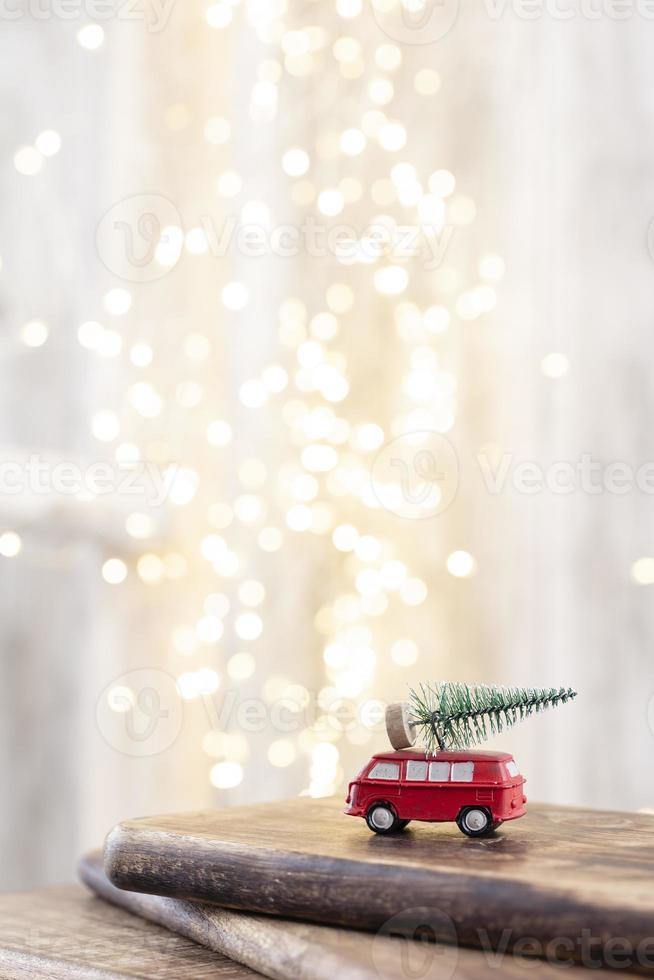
104 797 654 972
80 851 629 979
0 882 259 979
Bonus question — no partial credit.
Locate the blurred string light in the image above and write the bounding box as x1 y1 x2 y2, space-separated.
0 532 22 558
541 352 570 379
5 1 514 801
631 558 654 586
20 319 49 348
77 24 105 50
446 550 476 579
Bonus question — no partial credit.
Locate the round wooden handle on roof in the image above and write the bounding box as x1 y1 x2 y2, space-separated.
385 701 417 750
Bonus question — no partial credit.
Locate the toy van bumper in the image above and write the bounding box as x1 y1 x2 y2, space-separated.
344 782 364 816
499 791 528 821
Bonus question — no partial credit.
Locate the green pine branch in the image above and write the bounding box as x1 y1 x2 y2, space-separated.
408 682 577 754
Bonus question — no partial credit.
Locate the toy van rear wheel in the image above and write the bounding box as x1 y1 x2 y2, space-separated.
457 807 493 837
366 804 399 834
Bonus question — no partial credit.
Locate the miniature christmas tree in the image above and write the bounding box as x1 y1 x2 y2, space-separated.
387 682 577 754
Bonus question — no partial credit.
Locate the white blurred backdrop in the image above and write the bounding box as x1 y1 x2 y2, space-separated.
1 1 653 891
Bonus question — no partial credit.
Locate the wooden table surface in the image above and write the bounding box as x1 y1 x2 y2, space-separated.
0 883 260 979
105 797 654 972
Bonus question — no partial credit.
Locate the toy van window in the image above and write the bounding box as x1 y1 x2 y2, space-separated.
406 760 428 781
451 762 474 782
506 761 519 777
428 761 450 781
369 762 400 780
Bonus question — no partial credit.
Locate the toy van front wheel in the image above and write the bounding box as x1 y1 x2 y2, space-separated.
457 807 493 837
366 804 399 834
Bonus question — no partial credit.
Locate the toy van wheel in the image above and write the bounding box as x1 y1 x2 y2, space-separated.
366 804 399 834
457 807 493 837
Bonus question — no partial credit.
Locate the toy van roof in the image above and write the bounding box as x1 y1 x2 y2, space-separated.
371 749 514 763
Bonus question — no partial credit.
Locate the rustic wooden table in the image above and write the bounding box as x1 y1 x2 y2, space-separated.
0 883 259 979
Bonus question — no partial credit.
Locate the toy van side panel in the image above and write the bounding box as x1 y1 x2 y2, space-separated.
401 761 499 822
431 784 489 821
395 761 458 821
399 781 450 821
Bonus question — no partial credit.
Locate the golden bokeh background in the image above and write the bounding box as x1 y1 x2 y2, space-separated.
2 0 653 888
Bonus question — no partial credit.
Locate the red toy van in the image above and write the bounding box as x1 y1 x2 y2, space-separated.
344 749 526 836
